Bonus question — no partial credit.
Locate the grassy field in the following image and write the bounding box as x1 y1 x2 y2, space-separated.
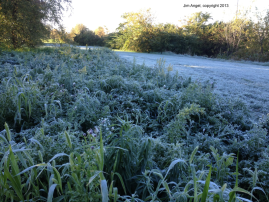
0 46 268 201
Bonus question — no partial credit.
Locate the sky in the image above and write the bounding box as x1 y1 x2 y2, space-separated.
62 0 268 33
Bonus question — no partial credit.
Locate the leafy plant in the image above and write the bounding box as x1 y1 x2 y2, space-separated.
0 46 268 201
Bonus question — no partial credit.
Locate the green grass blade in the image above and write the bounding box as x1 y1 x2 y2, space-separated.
52 195 65 202
114 172 126 194
28 100 31 118
228 151 240 202
235 151 239 187
29 138 44 151
9 146 21 185
201 166 212 202
96 127 105 180
48 153 69 163
52 167 63 192
0 134 8 144
232 187 258 201
87 171 102 186
100 179 109 202
164 158 187 179
5 122 11 142
113 187 118 202
192 165 198 202
112 152 118 173
4 157 24 201
16 163 47 176
47 184 58 202
162 181 171 197
189 146 199 165
64 131 72 149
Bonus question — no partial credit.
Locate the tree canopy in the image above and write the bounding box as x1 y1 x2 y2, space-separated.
0 0 72 49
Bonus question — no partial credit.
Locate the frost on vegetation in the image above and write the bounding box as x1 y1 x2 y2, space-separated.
0 46 268 201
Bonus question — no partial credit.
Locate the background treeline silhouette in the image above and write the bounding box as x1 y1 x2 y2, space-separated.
103 9 269 61
71 9 269 61
1 2 268 61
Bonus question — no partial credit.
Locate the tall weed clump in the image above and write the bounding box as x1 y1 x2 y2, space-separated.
0 46 268 201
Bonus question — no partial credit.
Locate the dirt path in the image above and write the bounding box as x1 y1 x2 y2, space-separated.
115 51 269 120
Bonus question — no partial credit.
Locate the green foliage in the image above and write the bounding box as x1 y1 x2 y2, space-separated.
0 0 72 49
74 29 105 46
106 10 228 56
105 9 269 61
0 46 268 201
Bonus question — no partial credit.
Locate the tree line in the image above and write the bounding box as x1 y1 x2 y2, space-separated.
42 8 269 61
104 9 269 61
1 2 268 61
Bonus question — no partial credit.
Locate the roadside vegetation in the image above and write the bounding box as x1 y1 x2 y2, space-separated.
1 1 269 201
0 46 269 201
1 1 268 61
53 9 269 62
105 9 269 62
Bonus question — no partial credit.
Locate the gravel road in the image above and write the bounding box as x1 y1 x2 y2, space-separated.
115 51 269 121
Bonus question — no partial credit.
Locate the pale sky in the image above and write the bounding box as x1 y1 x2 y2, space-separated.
62 0 268 33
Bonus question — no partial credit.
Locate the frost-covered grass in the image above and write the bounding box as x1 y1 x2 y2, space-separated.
0 46 268 201
114 50 269 123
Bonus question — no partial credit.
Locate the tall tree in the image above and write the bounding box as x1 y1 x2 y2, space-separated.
0 0 72 49
69 23 87 40
94 26 106 38
183 12 212 36
49 28 73 43
222 10 250 55
250 9 269 54
116 8 155 51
